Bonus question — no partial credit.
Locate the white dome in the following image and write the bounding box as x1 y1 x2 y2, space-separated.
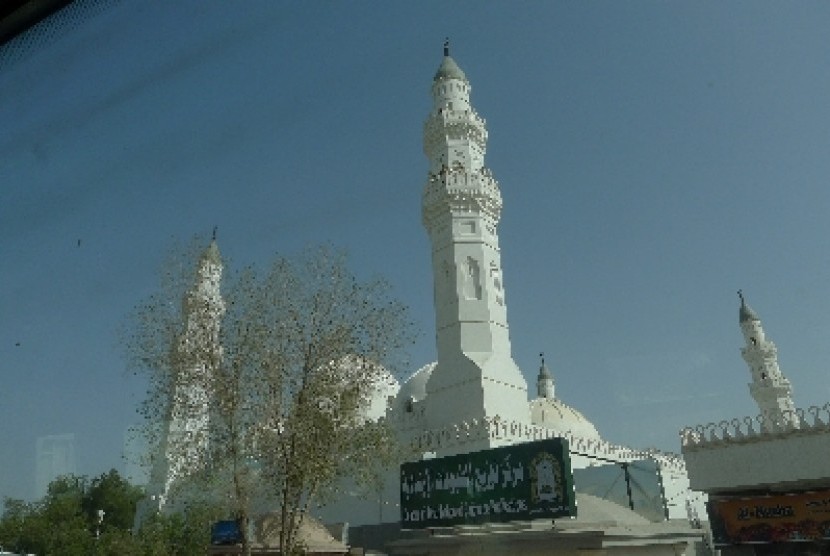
391 362 436 413
361 370 400 421
530 397 602 442
328 355 400 422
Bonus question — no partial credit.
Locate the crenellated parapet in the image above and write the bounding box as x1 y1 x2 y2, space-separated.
679 402 830 450
681 402 830 493
406 416 687 471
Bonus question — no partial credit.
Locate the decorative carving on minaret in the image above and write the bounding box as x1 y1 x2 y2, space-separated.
737 291 798 430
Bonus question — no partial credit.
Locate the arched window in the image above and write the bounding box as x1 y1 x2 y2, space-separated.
463 257 482 300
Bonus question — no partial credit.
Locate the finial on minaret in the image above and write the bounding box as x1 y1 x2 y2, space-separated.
443 38 449 57
202 226 221 264
738 289 761 324
538 352 552 379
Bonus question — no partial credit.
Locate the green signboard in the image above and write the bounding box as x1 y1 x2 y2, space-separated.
400 438 575 529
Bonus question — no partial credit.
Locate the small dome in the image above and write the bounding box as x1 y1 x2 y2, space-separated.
739 303 759 323
434 56 467 83
530 397 602 442
255 513 347 552
739 294 760 323
392 362 436 413
362 370 400 421
201 240 221 265
325 355 399 422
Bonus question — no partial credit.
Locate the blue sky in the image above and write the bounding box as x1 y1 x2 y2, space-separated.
2 1 830 503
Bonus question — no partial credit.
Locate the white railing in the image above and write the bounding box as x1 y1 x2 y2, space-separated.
407 416 686 470
679 402 830 449
423 170 501 200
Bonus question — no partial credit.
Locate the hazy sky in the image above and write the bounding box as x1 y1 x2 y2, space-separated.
2 1 830 503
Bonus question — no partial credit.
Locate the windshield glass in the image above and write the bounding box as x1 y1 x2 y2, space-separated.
2 3 829 553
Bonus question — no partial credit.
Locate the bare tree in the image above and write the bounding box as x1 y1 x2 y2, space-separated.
126 240 413 555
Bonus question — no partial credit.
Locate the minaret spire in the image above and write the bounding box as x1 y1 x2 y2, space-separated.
141 238 226 519
737 292 798 430
537 352 555 399
422 46 530 436
443 38 449 57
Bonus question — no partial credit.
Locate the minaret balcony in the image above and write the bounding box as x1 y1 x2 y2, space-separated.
422 179 502 226
434 108 486 130
422 198 502 227
424 112 486 136
423 113 487 153
740 344 778 360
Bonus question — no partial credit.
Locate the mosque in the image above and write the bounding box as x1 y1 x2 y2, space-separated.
314 43 710 535
139 44 741 552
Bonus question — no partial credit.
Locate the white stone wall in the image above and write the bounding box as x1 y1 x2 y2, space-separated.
681 403 830 492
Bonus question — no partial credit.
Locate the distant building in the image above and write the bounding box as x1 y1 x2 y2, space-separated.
681 295 830 554
35 433 77 498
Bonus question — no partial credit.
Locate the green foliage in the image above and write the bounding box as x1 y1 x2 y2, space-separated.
82 469 144 532
0 470 212 556
131 505 218 556
0 498 49 555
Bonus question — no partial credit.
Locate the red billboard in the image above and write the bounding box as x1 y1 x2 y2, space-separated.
708 490 830 545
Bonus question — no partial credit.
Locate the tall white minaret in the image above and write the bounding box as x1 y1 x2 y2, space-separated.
145 235 226 512
738 290 798 429
422 42 530 435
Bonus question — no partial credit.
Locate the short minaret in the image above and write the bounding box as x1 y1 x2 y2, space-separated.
422 41 530 437
537 353 555 399
738 290 798 429
144 236 226 514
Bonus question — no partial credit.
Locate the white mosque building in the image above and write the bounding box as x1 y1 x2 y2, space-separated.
316 43 705 528
140 44 708 543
